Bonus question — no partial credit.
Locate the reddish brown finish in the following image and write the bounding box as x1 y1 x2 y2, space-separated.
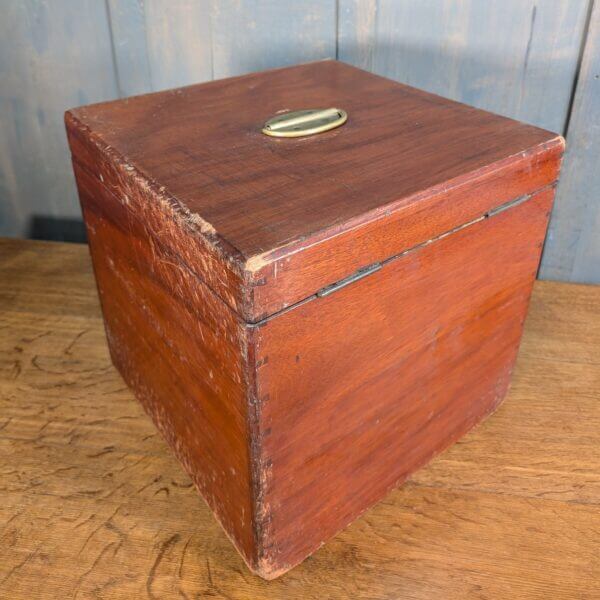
251 140 561 319
65 60 563 578
253 188 554 575
65 60 563 321
73 165 256 561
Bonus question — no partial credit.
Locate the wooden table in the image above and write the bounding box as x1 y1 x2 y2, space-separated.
1 238 598 599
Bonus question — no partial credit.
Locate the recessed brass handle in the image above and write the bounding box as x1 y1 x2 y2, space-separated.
262 108 347 138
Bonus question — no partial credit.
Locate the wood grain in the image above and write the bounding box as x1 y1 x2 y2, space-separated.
65 60 562 321
252 188 554 574
72 164 257 565
66 60 562 576
107 0 336 96
1 238 599 597
137 0 213 91
106 0 154 97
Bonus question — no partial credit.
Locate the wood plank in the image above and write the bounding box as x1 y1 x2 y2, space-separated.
0 238 99 318
1 485 599 599
107 0 336 93
142 0 213 91
0 1 119 237
1 478 598 599
0 239 599 597
73 167 257 564
106 0 153 96
211 0 336 78
540 1 600 284
108 0 212 93
338 0 589 133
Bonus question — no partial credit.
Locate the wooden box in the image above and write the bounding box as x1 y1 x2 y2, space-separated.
65 60 563 579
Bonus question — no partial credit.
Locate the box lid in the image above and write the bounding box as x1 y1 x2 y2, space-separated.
66 60 563 323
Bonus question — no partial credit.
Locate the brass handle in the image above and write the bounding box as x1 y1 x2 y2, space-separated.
262 108 347 138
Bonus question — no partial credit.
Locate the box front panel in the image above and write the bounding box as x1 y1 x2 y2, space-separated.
253 188 553 575
73 164 258 565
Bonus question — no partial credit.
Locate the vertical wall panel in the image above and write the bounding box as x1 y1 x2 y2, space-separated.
541 1 600 283
339 0 589 132
0 0 598 283
0 0 119 237
108 0 336 93
211 0 336 79
143 0 213 90
109 0 212 94
107 0 153 96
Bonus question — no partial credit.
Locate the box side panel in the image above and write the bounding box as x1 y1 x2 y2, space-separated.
253 188 554 577
249 140 562 321
72 164 258 567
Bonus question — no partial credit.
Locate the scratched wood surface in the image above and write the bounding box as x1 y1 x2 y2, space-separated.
1 238 599 597
252 189 555 575
65 59 562 322
108 0 336 95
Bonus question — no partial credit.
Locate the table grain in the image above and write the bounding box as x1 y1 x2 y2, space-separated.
0 238 598 599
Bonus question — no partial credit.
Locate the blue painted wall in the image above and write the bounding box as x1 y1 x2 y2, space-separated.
0 1 597 282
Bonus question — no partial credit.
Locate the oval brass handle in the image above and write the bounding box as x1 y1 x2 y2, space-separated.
262 108 347 138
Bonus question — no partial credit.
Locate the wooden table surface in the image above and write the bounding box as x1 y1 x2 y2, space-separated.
0 238 599 599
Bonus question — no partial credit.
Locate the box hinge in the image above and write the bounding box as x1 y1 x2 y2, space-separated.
316 262 382 298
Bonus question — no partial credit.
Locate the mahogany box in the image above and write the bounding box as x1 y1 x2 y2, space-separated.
65 60 563 579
